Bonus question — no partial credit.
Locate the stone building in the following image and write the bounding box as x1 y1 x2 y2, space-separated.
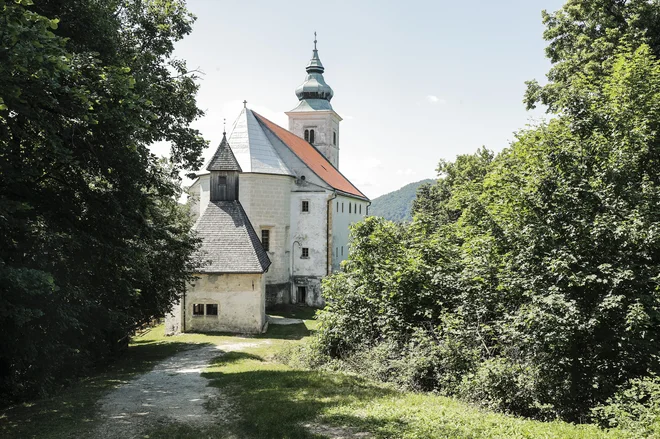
166 135 271 334
183 37 369 320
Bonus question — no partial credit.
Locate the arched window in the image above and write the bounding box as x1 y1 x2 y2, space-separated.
349 203 352 214
304 129 309 141
309 129 315 144
333 131 336 145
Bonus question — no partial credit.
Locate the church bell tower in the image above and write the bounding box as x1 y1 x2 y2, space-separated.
285 33 342 169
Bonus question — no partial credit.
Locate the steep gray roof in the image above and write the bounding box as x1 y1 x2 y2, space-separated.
227 108 294 175
194 201 270 273
206 133 242 172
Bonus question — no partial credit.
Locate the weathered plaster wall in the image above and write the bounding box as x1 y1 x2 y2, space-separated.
239 174 292 301
165 273 265 334
331 195 368 272
290 189 331 306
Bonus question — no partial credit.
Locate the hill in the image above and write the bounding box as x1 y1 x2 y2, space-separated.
369 179 434 222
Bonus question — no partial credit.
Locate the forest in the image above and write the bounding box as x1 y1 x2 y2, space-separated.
300 0 660 435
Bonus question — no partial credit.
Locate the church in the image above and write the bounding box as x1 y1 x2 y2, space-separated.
165 37 369 334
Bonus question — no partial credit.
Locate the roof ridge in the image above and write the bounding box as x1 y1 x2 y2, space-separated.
252 111 368 200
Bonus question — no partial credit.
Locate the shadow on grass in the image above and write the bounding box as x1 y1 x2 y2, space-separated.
258 322 314 340
0 340 210 439
202 365 397 439
267 304 319 321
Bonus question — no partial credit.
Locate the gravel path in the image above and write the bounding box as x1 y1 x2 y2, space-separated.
92 341 265 439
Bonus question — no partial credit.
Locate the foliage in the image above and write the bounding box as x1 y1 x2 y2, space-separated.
369 178 434 222
593 375 660 437
0 0 205 400
309 0 660 427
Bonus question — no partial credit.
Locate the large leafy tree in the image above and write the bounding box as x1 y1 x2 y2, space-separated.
0 0 205 399
314 0 660 423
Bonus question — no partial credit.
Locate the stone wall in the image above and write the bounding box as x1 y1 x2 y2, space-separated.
165 273 265 334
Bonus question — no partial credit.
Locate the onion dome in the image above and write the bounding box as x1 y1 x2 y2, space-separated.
295 33 334 102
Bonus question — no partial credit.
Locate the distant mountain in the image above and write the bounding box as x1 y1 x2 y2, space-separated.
369 179 435 222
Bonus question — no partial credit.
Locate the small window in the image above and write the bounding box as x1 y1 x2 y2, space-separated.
206 304 218 316
218 176 227 185
360 204 362 214
336 247 338 258
301 247 309 258
333 131 336 145
341 246 344 256
261 229 270 252
193 304 204 316
342 202 344 213
349 203 352 214
336 201 339 212
304 129 309 141
302 200 309 212
310 129 315 144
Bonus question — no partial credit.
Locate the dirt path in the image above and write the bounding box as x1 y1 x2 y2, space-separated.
92 341 265 439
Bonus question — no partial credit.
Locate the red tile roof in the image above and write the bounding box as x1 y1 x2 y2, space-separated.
253 112 368 200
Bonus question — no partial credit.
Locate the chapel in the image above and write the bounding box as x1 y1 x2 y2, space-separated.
166 37 368 334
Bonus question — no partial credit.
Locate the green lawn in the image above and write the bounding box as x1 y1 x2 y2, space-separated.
1 308 632 439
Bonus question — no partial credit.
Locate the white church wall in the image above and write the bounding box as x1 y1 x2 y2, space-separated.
287 111 341 168
290 190 330 306
331 195 368 272
190 174 211 219
165 273 265 334
239 173 293 304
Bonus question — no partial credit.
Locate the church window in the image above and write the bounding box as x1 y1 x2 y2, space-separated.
302 200 309 212
309 129 315 144
304 129 309 142
349 203 352 214
342 202 344 213
360 204 362 214
333 131 337 145
193 304 204 316
341 246 344 256
261 229 270 252
206 304 218 316
336 201 339 212
301 247 309 258
336 247 338 258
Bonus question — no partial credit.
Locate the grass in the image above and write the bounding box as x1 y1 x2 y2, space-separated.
1 307 634 439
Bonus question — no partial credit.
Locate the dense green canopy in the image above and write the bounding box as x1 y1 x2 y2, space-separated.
312 0 660 428
0 0 205 399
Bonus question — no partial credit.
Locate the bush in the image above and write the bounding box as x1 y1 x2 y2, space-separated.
593 376 660 438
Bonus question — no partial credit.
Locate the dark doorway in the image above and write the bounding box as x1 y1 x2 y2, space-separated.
296 286 307 304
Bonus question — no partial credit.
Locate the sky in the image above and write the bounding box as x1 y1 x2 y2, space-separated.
151 0 566 200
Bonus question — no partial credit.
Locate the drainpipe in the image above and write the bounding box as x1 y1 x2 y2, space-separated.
291 240 302 302
326 191 337 275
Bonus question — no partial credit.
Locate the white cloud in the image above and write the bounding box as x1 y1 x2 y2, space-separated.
426 95 446 104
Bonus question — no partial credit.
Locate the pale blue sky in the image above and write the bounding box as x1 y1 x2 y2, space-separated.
154 0 566 199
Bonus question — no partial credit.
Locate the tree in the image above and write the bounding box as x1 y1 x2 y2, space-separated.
525 0 660 112
0 0 205 399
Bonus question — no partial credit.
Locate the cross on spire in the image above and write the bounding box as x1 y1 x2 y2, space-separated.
223 118 226 135
314 31 317 50
243 100 247 108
